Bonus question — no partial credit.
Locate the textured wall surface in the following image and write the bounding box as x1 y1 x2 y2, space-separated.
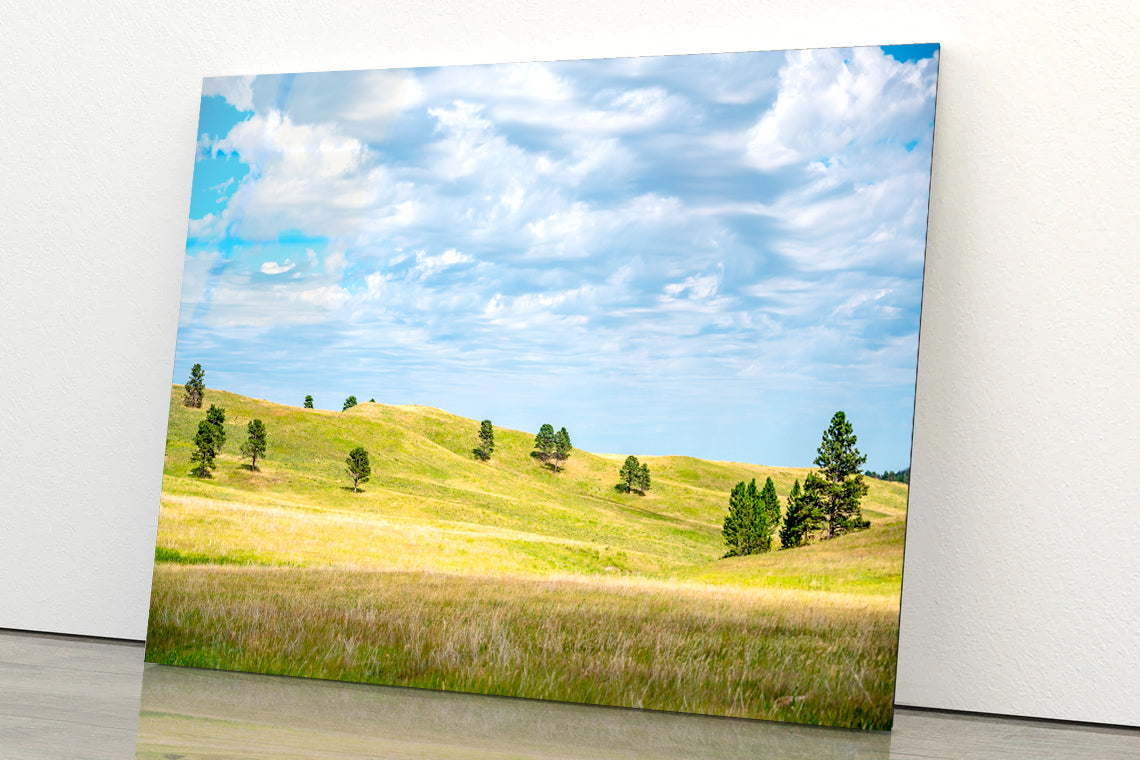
1 0 1137 727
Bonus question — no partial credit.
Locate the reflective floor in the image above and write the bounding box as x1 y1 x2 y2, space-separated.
2 630 1138 759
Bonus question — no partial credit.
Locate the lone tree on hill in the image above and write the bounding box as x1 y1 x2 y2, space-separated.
205 405 226 450
779 479 822 549
532 424 556 468
183 364 205 408
345 446 371 492
240 419 267 471
619 455 642 493
342 396 358 411
804 411 871 540
553 427 573 471
474 420 495 461
190 420 219 477
639 462 651 493
304 395 314 409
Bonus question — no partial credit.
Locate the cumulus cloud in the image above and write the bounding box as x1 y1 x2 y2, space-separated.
202 75 255 112
260 259 295 275
174 47 937 466
746 47 938 171
205 110 382 239
411 248 473 278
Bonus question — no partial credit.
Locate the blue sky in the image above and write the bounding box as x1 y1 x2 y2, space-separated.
175 45 939 469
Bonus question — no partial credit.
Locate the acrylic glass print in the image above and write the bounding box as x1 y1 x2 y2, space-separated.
146 44 939 730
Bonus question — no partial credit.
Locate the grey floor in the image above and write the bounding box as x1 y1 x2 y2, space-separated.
1 631 1137 759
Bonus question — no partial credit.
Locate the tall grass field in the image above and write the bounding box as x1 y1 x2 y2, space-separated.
146 386 910 729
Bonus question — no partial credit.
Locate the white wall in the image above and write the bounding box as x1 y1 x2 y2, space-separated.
1 0 1136 728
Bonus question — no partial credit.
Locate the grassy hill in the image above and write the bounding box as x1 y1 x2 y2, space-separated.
158 386 907 583
148 385 910 728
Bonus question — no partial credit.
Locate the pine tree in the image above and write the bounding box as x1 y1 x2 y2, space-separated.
532 424 556 468
182 364 205 408
813 411 871 539
474 419 495 461
553 427 572 471
205 405 226 450
742 479 765 554
240 419 267 471
779 478 823 549
619 455 641 493
189 420 218 477
342 396 358 411
638 462 651 494
723 480 758 557
304 395 314 409
345 446 371 492
757 477 780 552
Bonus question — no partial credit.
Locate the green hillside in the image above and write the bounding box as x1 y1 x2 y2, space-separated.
157 385 908 585
149 385 909 728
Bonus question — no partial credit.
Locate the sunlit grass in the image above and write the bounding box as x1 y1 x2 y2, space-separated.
149 386 909 728
147 565 900 728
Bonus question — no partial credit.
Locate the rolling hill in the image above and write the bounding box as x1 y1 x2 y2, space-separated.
148 385 910 727
157 385 908 588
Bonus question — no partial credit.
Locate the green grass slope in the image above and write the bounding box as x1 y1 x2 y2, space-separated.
159 385 908 585
151 385 910 727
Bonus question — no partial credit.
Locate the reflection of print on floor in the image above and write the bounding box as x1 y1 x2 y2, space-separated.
137 661 891 760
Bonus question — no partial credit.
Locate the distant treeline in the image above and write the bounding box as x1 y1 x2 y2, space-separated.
865 467 910 484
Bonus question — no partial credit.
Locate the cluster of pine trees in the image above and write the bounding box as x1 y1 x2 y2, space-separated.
180 365 274 478
618 455 651 495
469 420 574 474
532 424 573 471
722 477 780 555
723 411 872 556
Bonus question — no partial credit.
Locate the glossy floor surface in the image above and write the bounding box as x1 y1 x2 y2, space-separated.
1 630 1137 759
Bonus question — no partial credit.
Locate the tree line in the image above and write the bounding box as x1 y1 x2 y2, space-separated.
865 467 909 484
723 411 872 556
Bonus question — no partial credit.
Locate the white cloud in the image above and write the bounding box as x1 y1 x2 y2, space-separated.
264 69 425 143
411 248 473 278
207 110 384 239
494 85 690 135
187 212 227 240
663 272 719 299
178 51 933 466
290 284 351 309
261 259 295 275
202 75 255 112
323 249 347 275
746 47 937 171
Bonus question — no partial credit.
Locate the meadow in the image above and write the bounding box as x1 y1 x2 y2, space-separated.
146 386 910 728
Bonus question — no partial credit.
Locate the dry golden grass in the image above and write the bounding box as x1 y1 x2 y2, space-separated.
147 565 900 728
148 386 909 728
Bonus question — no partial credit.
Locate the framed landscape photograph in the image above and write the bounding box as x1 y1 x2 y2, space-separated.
146 44 939 730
